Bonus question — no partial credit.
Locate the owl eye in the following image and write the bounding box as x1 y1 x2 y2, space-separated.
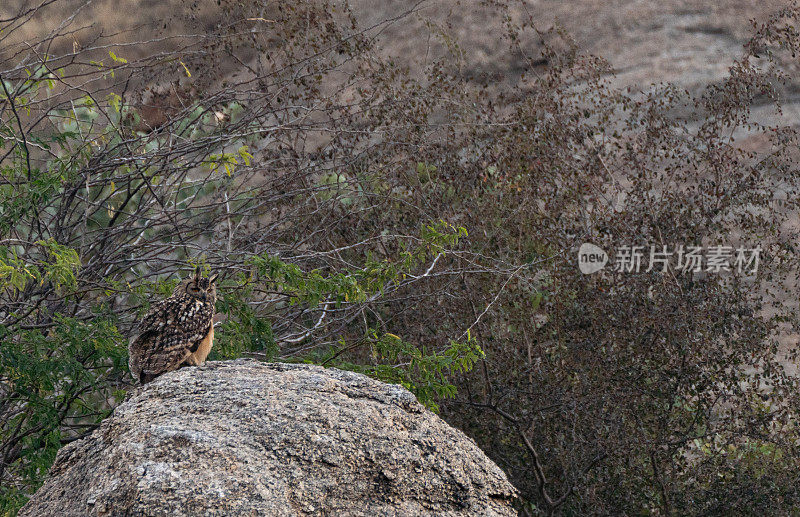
186 282 200 294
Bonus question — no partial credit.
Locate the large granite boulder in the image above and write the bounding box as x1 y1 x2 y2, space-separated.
20 359 516 516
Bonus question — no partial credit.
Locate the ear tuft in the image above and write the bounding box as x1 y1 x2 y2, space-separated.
209 273 219 284
194 265 201 280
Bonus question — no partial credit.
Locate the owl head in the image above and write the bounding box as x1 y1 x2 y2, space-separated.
175 266 218 304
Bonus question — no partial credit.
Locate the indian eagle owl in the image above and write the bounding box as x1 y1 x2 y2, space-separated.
128 267 218 384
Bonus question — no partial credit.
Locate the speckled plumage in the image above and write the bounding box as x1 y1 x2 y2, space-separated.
129 268 218 384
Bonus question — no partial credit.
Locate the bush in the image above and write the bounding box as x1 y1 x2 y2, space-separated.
2 1 800 515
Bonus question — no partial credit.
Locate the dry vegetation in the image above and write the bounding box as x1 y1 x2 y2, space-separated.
3 1 800 515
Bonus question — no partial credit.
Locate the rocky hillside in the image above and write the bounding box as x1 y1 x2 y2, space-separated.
19 360 516 516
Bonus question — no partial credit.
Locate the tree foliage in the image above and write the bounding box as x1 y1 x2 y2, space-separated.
2 1 800 515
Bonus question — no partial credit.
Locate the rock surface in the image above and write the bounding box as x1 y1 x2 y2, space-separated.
20 360 516 516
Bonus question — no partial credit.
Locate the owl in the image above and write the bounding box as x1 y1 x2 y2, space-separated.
129 267 219 384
